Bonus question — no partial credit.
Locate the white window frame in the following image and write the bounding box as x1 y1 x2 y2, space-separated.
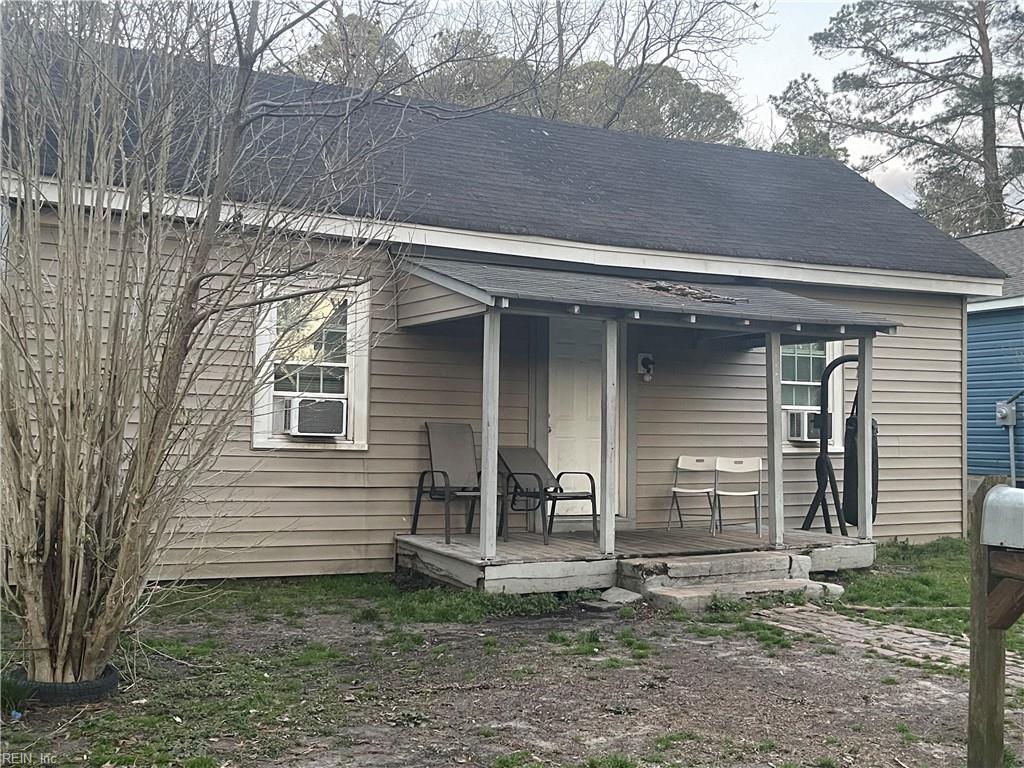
252 281 370 451
781 340 845 454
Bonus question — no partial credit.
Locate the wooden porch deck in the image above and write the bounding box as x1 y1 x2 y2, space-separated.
395 527 875 593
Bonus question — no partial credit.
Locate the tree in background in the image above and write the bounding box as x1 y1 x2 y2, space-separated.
278 0 765 143
413 27 540 111
769 75 849 162
772 0 1024 235
276 11 414 89
555 62 744 143
914 162 998 236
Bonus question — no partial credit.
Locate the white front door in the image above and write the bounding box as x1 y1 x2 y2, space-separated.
547 317 603 515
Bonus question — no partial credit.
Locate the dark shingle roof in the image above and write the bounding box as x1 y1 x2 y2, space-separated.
960 228 1024 298
21 53 1004 282
342 94 1001 280
411 257 898 331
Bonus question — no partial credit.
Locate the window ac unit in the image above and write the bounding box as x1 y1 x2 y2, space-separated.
288 398 347 437
786 410 821 443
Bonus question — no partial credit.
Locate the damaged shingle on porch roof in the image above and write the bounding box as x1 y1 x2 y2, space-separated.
405 257 899 332
637 280 749 304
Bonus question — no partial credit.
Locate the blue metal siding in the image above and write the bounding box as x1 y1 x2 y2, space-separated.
967 308 1024 476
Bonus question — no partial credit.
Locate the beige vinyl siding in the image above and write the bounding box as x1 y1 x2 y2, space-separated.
23 211 967 578
632 287 965 540
168 291 534 578
397 274 486 327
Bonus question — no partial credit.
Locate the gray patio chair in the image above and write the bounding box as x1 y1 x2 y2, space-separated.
411 422 489 543
498 445 597 545
667 455 717 530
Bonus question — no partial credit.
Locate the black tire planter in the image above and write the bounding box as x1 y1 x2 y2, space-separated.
8 664 118 705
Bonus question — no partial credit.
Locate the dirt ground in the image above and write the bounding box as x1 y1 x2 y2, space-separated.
230 604 1016 767
9 599 1024 768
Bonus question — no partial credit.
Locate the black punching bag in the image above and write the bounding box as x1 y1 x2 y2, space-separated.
842 396 879 527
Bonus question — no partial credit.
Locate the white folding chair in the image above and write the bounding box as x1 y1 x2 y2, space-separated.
667 455 717 530
712 456 764 537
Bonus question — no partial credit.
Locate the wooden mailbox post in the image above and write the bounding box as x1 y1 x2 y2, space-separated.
969 478 1024 767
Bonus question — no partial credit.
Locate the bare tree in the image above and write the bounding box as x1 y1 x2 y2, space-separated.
0 0 422 685
0 0 766 688
281 0 768 139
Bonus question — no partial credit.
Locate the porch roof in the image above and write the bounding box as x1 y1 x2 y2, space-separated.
401 257 899 336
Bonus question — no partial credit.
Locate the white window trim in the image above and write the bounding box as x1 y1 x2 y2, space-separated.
781 340 845 455
252 281 370 451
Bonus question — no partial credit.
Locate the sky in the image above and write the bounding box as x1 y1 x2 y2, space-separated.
732 0 917 206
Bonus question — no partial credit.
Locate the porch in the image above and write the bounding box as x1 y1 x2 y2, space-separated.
395 526 875 593
395 252 898 583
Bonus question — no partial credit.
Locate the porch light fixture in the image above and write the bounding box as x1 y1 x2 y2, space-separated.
689 314 697 323
569 304 581 314
637 353 655 383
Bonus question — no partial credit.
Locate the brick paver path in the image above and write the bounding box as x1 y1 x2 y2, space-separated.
755 603 1024 689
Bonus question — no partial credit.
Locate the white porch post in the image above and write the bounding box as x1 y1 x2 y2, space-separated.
765 332 785 547
857 335 874 540
600 318 619 554
480 309 501 559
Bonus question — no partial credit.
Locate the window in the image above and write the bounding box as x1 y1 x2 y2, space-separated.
253 284 369 450
780 341 844 449
274 297 349 401
782 342 828 407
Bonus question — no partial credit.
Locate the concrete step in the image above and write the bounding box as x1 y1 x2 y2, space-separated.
644 578 845 613
618 551 811 592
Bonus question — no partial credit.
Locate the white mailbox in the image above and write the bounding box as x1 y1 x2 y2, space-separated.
981 486 1024 549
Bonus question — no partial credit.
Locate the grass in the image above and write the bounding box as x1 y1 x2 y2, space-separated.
60 640 355 766
386 627 425 653
583 756 637 768
494 752 544 768
687 597 795 649
609 627 657 660
837 537 1024 654
494 753 636 768
895 723 919 744
291 642 347 667
0 575 601 767
653 731 699 751
569 629 605 656
143 636 222 660
146 574 596 626
7 541 989 766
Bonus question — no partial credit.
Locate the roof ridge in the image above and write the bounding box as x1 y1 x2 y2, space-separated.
253 64 846 168
958 225 1024 240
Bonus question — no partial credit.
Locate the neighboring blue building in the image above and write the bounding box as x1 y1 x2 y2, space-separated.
962 227 1024 484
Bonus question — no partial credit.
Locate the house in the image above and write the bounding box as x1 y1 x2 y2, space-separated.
8 65 1006 590
191 91 1003 587
961 227 1024 487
